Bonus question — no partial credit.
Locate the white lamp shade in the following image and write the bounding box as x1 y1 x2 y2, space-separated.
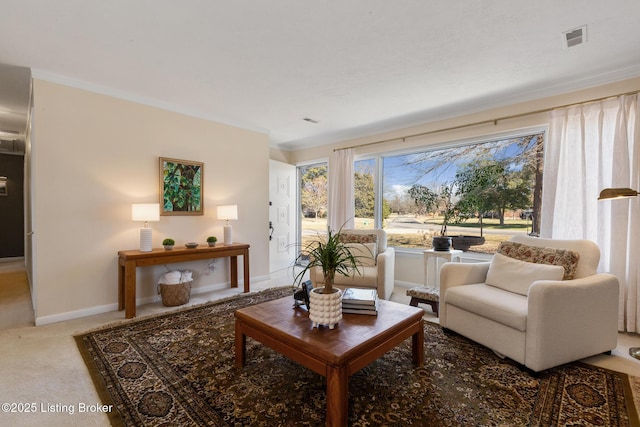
217 205 238 221
132 204 160 222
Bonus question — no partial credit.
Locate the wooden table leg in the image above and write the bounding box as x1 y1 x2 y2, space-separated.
412 319 424 366
117 261 125 311
326 365 348 427
124 259 137 319
243 249 250 293
235 320 246 368
230 255 238 288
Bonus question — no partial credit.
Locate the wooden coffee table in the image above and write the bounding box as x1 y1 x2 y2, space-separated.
235 296 424 427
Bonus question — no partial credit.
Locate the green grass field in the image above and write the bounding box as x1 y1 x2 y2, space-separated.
301 214 533 254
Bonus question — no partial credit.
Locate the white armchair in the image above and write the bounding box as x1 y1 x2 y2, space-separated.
439 235 619 372
310 229 395 300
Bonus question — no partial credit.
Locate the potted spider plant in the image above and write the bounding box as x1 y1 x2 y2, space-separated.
293 226 361 329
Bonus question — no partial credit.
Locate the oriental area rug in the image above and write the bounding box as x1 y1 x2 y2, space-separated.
76 287 639 426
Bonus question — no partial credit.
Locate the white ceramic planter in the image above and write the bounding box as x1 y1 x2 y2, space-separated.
309 287 342 329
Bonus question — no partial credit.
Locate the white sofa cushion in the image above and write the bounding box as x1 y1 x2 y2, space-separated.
485 253 565 296
339 229 387 252
509 236 600 279
343 242 377 267
312 265 378 287
445 283 529 331
503 238 582 279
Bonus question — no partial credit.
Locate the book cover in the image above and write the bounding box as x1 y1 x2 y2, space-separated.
342 307 378 316
343 299 379 310
343 305 379 313
342 288 378 306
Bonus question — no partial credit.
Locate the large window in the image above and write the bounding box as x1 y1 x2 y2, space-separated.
298 131 544 254
358 132 545 253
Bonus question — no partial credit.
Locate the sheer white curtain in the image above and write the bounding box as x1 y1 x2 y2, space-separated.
541 94 640 332
328 148 354 231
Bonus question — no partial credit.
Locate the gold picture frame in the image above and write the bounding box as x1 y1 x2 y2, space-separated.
159 157 204 216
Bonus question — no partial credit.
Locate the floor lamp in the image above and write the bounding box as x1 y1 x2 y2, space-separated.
598 187 639 359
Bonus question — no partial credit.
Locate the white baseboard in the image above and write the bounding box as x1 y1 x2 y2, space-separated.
250 274 273 284
0 256 25 263
35 302 120 326
35 275 273 326
394 280 423 289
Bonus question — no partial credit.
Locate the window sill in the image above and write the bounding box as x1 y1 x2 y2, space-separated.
393 246 493 262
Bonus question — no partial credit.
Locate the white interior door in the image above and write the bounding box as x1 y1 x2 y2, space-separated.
269 160 296 274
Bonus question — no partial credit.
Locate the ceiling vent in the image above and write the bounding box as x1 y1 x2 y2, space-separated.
563 25 587 48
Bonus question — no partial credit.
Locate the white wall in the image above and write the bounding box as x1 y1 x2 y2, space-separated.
32 80 270 324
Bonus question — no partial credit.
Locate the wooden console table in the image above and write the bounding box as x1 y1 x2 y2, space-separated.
118 243 250 319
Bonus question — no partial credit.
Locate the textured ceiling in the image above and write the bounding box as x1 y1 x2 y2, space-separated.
1 0 639 150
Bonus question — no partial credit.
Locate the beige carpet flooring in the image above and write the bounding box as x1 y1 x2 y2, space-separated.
1 260 640 427
0 260 34 329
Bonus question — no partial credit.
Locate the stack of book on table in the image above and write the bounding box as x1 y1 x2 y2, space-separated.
342 288 378 315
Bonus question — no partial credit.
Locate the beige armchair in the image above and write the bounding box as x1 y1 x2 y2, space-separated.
310 229 395 300
439 235 619 372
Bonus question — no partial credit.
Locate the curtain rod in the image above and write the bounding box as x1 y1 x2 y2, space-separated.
334 89 640 152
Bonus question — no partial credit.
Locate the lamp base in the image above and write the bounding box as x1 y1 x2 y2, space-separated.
224 224 233 245
140 228 153 252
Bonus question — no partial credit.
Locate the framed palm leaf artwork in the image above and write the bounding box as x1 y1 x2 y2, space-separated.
159 157 203 215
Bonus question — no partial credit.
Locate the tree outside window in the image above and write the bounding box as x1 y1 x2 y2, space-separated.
299 163 328 249
298 132 544 254
379 132 544 252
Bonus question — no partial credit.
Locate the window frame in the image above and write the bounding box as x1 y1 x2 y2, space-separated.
353 125 548 252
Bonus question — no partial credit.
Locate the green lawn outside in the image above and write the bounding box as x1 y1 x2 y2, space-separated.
301 214 533 254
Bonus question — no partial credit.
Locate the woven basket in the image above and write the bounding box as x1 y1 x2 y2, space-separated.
158 281 192 307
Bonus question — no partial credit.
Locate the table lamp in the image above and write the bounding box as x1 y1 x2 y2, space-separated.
132 203 160 252
217 205 238 244
598 187 639 359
